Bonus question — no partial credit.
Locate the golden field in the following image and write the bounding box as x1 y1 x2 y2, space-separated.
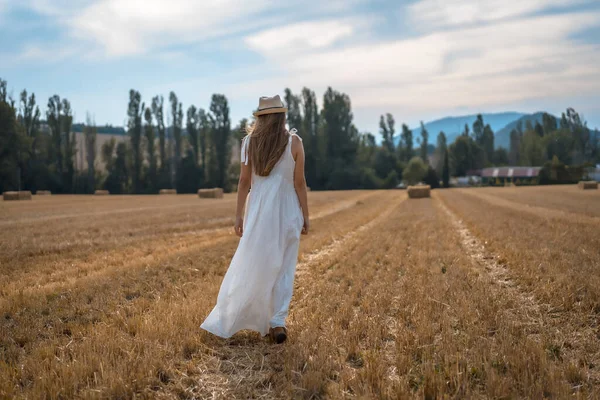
0 186 599 399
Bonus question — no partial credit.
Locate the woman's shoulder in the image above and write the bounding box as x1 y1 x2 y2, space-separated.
288 128 302 142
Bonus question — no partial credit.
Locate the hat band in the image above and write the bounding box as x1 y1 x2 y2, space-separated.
257 106 285 111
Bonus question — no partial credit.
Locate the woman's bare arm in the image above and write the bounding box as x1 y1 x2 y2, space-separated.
292 135 309 234
235 160 252 237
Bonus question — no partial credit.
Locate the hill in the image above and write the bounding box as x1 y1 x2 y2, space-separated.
394 112 526 147
494 112 550 149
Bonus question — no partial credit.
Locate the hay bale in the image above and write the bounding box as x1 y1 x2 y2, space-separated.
95 190 110 195
198 188 224 199
159 189 177 195
578 181 598 190
407 185 431 199
3 191 32 200
36 190 51 195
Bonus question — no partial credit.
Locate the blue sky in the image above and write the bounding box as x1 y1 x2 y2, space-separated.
1 0 600 133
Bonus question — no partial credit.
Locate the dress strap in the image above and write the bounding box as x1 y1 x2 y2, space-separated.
288 128 302 142
241 135 250 165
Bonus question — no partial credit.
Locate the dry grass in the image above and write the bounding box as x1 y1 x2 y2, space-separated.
94 190 110 195
35 190 51 196
159 189 178 195
0 187 598 398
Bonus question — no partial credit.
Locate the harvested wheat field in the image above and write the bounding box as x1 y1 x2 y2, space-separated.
0 186 599 399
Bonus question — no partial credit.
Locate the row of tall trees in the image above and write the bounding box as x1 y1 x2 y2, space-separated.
101 90 233 194
1 76 598 194
0 77 236 194
0 78 79 194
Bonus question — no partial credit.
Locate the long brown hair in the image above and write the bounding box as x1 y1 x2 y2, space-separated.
246 113 288 176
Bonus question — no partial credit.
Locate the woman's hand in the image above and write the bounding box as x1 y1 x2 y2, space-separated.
302 217 309 235
234 216 244 237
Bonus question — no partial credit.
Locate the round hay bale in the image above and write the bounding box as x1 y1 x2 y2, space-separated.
198 188 224 199
159 189 177 195
95 190 110 195
578 181 598 190
36 190 51 195
3 191 32 200
407 185 431 199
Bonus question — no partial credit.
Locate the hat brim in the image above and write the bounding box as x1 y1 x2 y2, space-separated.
253 107 288 117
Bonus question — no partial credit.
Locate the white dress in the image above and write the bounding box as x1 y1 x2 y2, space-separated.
201 130 304 338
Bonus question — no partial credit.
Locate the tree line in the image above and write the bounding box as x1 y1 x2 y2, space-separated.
1 77 598 195
441 110 599 183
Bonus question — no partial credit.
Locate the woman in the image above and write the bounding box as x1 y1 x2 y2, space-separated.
201 95 309 344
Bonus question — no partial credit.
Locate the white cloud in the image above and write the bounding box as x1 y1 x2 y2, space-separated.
245 19 358 56
50 0 362 57
236 11 600 120
408 0 593 29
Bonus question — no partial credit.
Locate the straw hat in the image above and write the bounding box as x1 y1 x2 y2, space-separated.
253 95 287 117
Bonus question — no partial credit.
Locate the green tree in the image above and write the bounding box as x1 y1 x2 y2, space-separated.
60 99 75 192
84 114 97 192
17 90 40 191
46 95 64 188
482 124 494 164
492 148 509 166
198 108 209 181
143 107 157 192
472 114 484 144
0 93 22 192
449 135 484 176
127 90 144 193
103 141 129 194
301 87 320 189
284 88 303 131
151 96 166 172
542 113 557 135
208 94 231 190
419 121 429 162
423 166 440 188
509 128 521 165
186 105 199 165
379 113 395 153
399 124 413 162
321 87 359 189
442 148 450 188
169 91 183 174
534 121 544 137
435 131 447 176
520 130 545 166
404 156 427 185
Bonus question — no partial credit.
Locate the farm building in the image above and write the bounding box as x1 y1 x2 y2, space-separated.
481 167 542 186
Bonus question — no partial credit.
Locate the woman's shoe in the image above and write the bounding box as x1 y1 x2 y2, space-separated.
269 326 287 344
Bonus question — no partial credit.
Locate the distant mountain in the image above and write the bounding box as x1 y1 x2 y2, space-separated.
393 112 526 147
494 112 551 149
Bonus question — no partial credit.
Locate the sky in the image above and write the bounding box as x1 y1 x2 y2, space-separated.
1 0 600 134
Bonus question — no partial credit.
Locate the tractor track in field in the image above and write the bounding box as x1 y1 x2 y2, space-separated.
435 193 545 312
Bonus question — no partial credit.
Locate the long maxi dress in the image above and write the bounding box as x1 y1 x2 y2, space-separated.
200 130 304 338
